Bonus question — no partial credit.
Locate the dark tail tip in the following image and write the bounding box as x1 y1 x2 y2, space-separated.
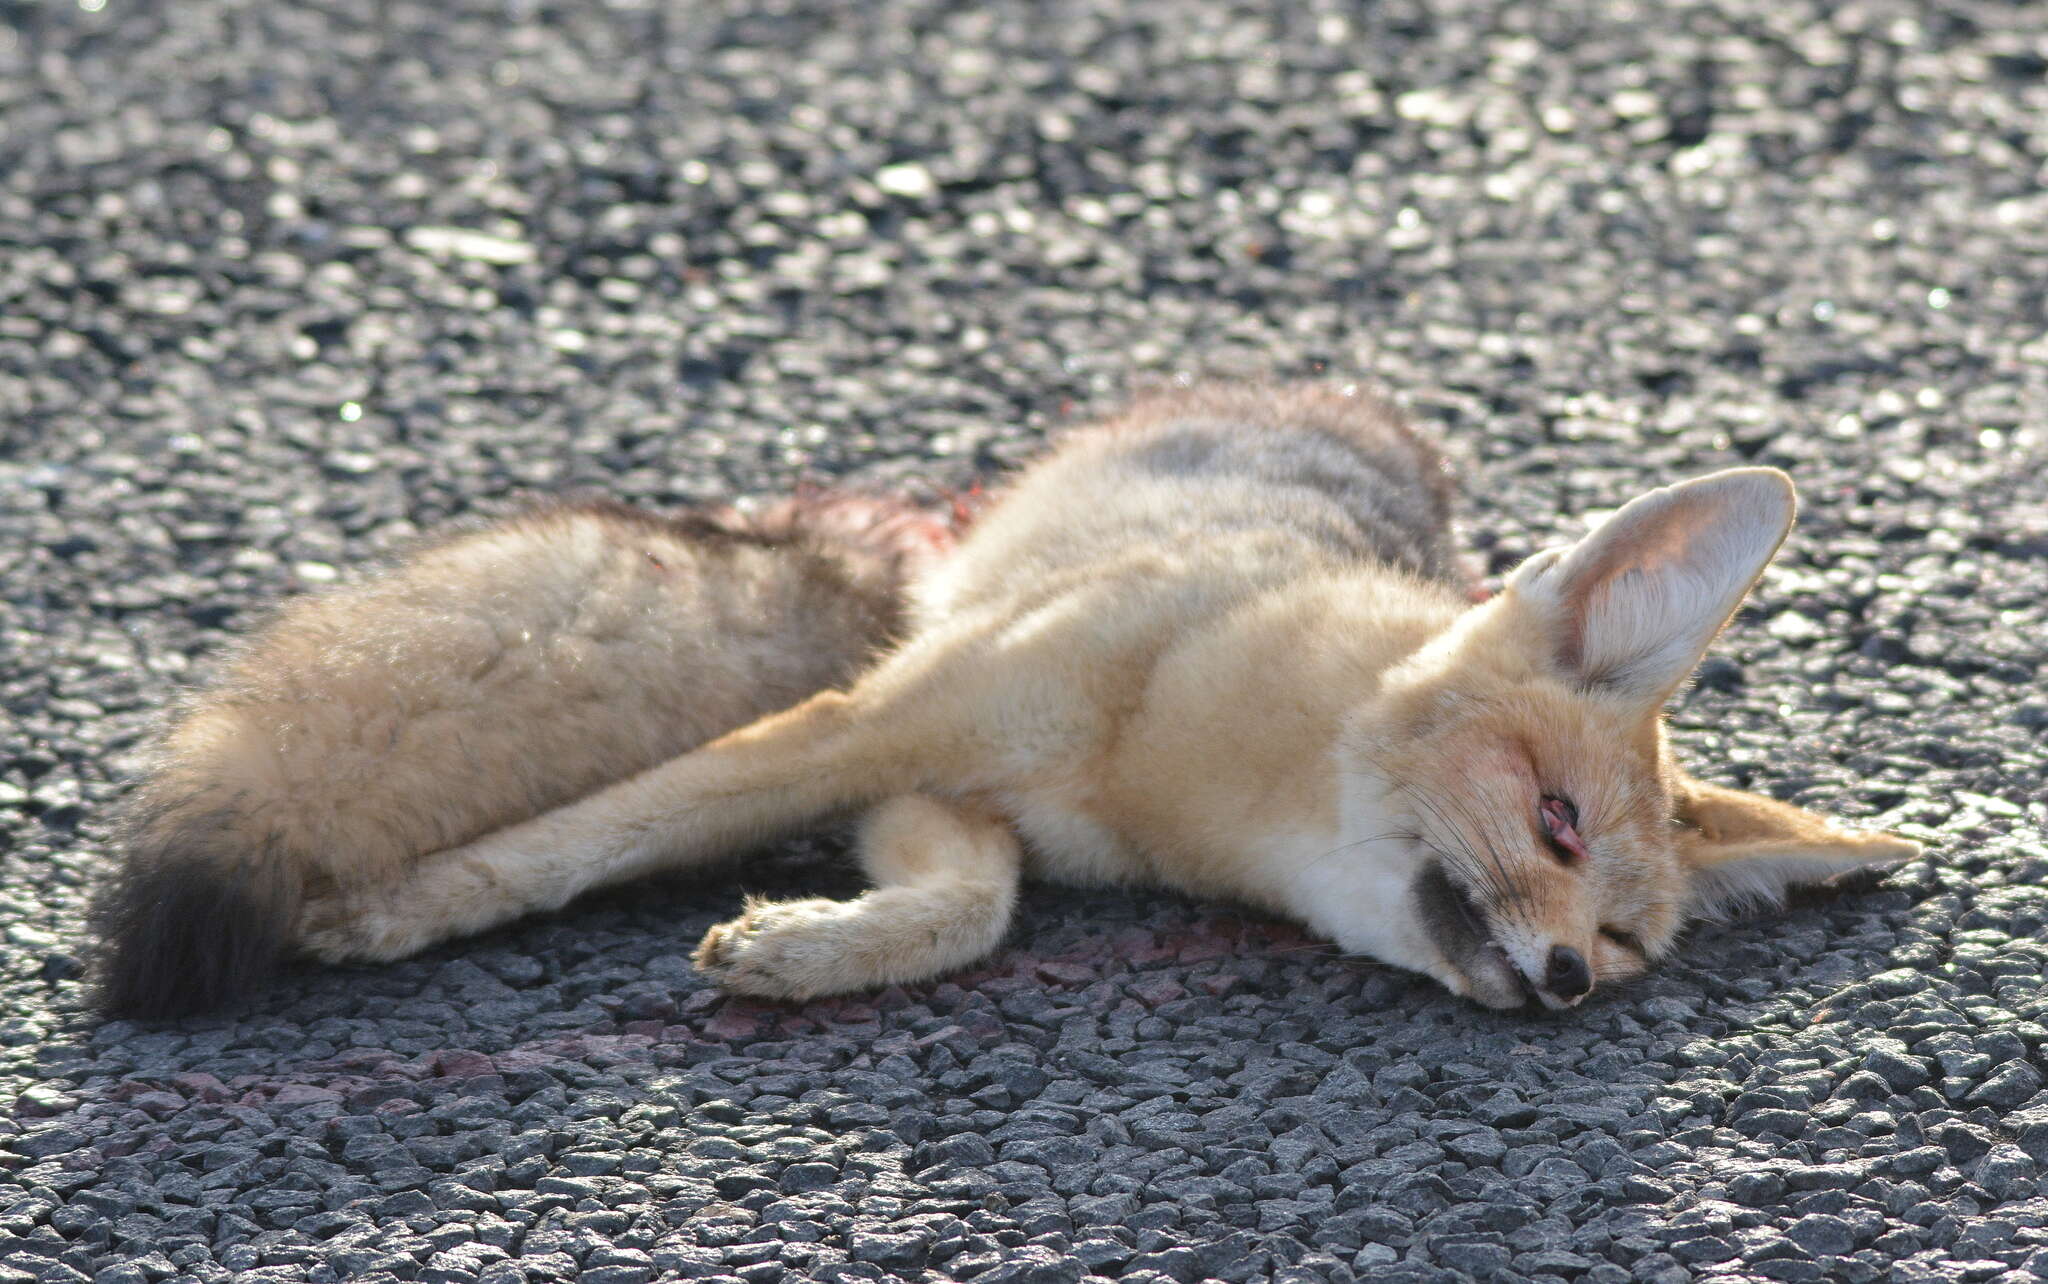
89 840 296 1020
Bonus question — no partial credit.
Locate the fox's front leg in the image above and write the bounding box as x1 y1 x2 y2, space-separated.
693 793 1021 1000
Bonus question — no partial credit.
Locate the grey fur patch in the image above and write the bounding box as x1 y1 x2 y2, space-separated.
1114 388 1460 585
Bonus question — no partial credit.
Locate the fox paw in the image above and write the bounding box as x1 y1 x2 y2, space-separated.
299 899 435 965
693 897 865 1001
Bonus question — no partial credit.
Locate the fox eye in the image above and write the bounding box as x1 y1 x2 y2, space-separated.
1600 926 1645 954
1540 795 1587 865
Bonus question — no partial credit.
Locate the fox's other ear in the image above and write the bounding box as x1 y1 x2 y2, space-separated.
1505 468 1796 705
1675 777 1923 921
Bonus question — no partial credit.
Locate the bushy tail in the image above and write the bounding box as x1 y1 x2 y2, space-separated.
88 489 971 1020
90 799 305 1019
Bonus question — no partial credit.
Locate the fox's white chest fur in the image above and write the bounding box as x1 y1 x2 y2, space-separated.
98 383 1920 1018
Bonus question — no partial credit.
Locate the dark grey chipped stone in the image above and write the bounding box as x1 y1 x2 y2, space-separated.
1121 1244 1205 1281
918 1134 997 1170
1471 1091 1538 1129
1436 1241 1512 1274
1749 1261 1829 1283
846 1227 930 1269
938 1249 1007 1278
1518 1248 1596 1274
10 1129 89 1160
650 1245 726 1278
1519 1158 1593 1201
1670 1236 1738 1265
969 1246 1085 1284
1070 1236 1131 1273
1730 1171 1789 1205
1865 1047 1938 1092
2008 1107 2048 1165
1441 1129 1507 1167
1888 1147 1949 1177
1785 1161 1875 1192
777 1163 839 1194
1972 1146 2038 1200
1967 1063 2043 1110
1935 1122 1998 1165
1785 1213 1859 1257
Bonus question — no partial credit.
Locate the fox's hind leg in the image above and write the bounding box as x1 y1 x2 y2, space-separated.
692 794 1021 1000
297 687 885 965
296 852 538 966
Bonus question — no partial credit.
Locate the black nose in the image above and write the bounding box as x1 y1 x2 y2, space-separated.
1545 945 1592 999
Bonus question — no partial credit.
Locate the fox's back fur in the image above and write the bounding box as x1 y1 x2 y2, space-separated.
96 383 1918 1018
914 385 1461 625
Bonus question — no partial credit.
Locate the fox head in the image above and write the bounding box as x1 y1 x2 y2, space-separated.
1361 468 1921 1010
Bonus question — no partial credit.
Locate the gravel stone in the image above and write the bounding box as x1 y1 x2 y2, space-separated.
1866 1047 1938 1092
1967 1063 2043 1110
1438 1241 1513 1274
1785 1214 1859 1257
972 1247 1086 1284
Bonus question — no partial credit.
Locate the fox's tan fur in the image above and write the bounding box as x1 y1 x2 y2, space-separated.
167 508 897 887
94 498 942 1015
97 384 1920 1017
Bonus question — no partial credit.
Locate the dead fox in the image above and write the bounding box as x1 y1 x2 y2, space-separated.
94 384 1919 1018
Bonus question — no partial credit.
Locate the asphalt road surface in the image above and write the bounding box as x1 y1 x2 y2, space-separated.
3 2 2047 1282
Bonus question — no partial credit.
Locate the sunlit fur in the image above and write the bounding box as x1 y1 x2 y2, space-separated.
1357 675 1687 1006
97 384 1923 1017
93 499 940 1017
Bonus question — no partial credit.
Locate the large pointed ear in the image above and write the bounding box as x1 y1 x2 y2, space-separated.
1504 469 1797 705
1676 777 1924 922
